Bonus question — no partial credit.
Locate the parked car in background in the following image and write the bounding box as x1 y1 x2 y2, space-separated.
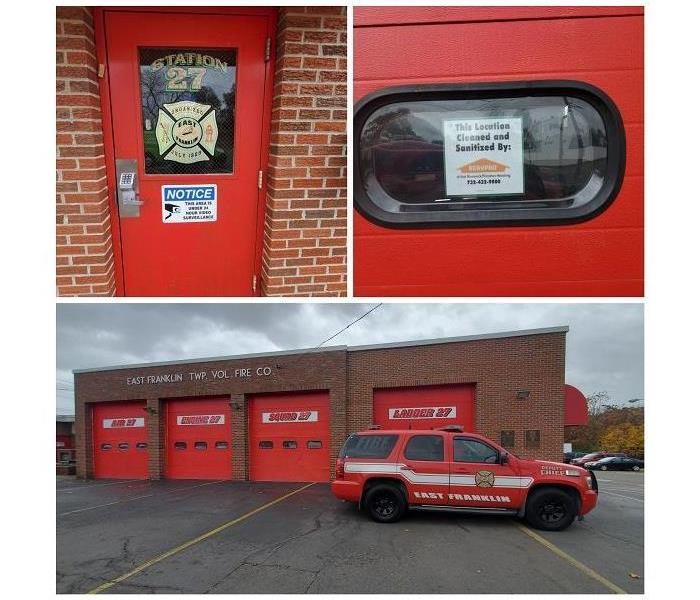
585 456 644 471
571 451 627 466
563 451 587 464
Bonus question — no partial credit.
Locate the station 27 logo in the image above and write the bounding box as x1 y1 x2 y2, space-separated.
156 101 218 164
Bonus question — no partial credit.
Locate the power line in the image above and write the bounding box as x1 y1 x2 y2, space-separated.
316 304 382 348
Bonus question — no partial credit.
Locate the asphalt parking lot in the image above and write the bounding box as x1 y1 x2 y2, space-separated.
57 471 644 594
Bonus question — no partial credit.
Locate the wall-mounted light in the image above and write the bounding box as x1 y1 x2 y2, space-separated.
516 389 530 400
230 401 242 411
143 406 158 415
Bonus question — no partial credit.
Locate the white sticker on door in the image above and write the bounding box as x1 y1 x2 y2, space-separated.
103 417 145 428
162 184 217 223
443 117 524 196
388 406 457 419
262 411 319 423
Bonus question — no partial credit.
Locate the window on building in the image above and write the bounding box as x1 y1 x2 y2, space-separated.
100 443 112 451
174 441 187 450
136 442 148 450
404 435 444 461
307 440 323 449
283 440 298 449
118 442 129 451
453 438 499 463
194 441 207 450
500 430 515 448
215 441 229 449
259 441 273 449
525 430 541 449
355 82 624 227
340 434 398 459
139 48 237 175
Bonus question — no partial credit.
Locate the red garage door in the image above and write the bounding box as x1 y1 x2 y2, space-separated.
165 397 232 480
373 384 475 431
249 391 330 482
93 401 148 479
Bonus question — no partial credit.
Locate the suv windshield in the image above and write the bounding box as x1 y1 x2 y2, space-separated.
340 434 398 459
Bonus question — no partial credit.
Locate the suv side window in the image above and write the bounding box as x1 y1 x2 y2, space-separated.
404 435 444 461
454 438 499 464
341 434 398 459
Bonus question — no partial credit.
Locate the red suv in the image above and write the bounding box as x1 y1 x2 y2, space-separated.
331 427 598 531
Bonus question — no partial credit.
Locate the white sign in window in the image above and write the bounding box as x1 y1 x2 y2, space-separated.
102 417 145 428
443 117 524 196
262 411 319 423
176 414 225 426
388 406 457 420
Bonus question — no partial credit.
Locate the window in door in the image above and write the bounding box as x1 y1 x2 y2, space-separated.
404 435 444 461
453 438 499 464
139 48 237 175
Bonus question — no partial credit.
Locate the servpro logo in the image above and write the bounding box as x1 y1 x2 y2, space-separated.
103 417 145 429
388 406 456 420
176 415 225 426
458 158 509 174
262 411 319 423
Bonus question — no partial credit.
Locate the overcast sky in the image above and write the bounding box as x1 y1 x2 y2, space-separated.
56 303 643 415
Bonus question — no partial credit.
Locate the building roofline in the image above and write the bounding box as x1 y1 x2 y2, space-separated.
72 326 568 375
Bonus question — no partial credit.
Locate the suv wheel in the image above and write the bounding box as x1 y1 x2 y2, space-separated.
632 465 640 471
525 487 577 531
364 483 407 523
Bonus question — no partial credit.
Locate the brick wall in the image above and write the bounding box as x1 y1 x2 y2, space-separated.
56 7 116 296
262 6 348 297
73 332 568 479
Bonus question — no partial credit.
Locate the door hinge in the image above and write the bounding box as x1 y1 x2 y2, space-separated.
264 37 271 62
258 169 264 189
252 274 258 294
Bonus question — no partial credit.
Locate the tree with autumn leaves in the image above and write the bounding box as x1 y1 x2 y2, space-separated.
565 392 644 458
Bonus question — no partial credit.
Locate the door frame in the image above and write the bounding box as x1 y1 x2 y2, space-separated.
94 6 277 296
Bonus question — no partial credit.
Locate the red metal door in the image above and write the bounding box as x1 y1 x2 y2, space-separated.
354 6 643 296
249 392 330 482
165 397 232 480
373 384 475 431
102 10 272 296
93 401 148 479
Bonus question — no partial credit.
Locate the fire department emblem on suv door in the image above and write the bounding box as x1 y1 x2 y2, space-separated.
155 100 218 164
475 470 495 487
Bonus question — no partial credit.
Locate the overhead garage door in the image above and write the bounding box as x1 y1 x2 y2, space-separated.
93 401 148 479
249 391 330 482
373 384 475 431
165 397 232 480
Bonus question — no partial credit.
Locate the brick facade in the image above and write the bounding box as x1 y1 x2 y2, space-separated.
56 7 116 296
56 6 347 297
73 329 568 479
262 6 348 296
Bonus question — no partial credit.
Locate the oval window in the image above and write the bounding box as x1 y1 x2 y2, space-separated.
306 440 322 449
136 442 148 450
354 81 625 227
174 441 187 450
194 441 207 450
100 443 112 451
282 440 297 449
259 441 273 449
118 442 129 451
215 441 229 449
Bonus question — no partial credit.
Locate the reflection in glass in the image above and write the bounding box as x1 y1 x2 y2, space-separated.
360 96 608 210
140 48 237 174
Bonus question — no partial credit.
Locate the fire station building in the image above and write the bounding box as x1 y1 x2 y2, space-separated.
56 6 347 297
73 326 588 481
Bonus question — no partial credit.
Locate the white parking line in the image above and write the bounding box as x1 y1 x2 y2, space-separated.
600 490 644 503
58 480 226 516
57 479 141 492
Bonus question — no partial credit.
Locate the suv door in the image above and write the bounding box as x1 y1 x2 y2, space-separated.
400 434 450 505
448 436 528 509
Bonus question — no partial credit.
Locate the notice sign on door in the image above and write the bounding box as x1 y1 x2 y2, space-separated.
443 118 524 196
388 406 457 420
162 184 217 223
